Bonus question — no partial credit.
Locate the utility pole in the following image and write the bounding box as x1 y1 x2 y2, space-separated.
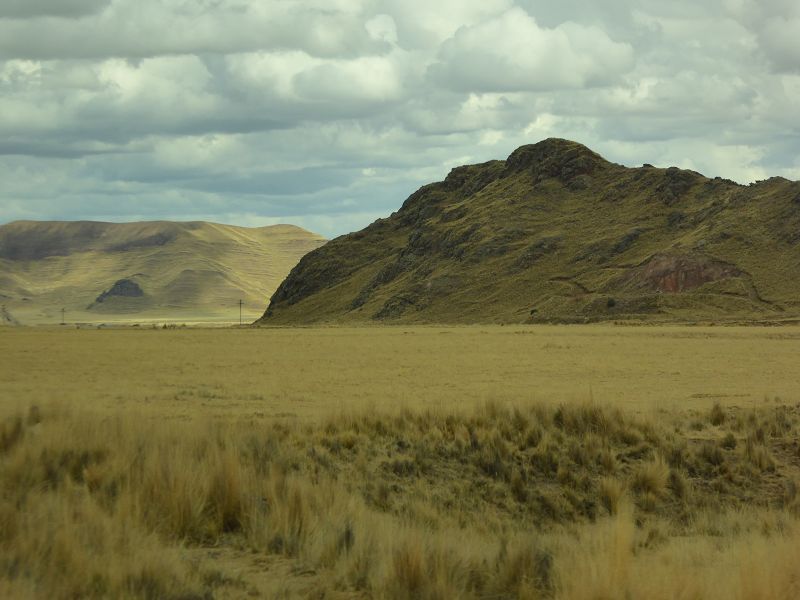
61 307 65 325
239 299 243 326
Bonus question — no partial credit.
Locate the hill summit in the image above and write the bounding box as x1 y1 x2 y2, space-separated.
259 138 800 324
0 220 325 324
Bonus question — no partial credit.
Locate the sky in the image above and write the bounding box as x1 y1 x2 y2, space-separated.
0 0 798 238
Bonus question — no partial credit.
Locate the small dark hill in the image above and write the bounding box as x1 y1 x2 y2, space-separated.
87 278 147 312
259 138 800 324
94 278 145 302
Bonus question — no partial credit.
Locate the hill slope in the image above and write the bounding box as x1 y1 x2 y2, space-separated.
259 138 800 325
0 221 325 324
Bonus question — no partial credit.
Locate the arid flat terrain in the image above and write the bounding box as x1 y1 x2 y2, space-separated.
1 325 799 598
3 324 800 418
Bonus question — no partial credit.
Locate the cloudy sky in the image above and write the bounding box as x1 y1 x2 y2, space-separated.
1 0 798 237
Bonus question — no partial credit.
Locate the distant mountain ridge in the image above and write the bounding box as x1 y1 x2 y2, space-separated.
0 220 325 324
259 138 800 324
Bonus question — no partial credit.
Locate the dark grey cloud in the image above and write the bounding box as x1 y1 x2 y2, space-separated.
0 2 385 60
0 0 110 19
0 0 798 238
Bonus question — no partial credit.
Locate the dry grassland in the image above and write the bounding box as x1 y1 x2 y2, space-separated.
0 325 799 598
4 325 800 418
0 221 325 326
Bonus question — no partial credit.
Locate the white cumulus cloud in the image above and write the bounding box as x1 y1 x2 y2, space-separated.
429 8 634 92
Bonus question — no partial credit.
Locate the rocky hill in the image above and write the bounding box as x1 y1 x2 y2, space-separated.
259 138 800 325
0 220 325 324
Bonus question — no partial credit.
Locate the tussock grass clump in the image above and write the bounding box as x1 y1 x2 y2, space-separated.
598 477 626 516
782 480 799 513
697 442 726 467
710 402 726 426
744 438 776 473
667 469 689 500
631 458 670 500
0 415 25 455
389 536 430 598
720 431 737 450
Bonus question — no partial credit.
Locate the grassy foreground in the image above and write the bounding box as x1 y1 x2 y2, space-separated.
1 326 799 598
0 399 799 598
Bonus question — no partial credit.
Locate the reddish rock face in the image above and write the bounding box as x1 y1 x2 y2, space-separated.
637 254 742 293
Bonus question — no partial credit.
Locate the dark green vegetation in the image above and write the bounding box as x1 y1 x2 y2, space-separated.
260 139 800 324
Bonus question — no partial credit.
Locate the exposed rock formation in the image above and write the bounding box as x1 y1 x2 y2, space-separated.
626 255 744 293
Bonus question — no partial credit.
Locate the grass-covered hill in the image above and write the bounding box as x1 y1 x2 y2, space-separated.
260 138 800 325
0 220 325 324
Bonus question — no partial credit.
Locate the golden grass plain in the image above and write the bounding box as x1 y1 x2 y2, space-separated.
4 324 800 419
1 325 799 598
